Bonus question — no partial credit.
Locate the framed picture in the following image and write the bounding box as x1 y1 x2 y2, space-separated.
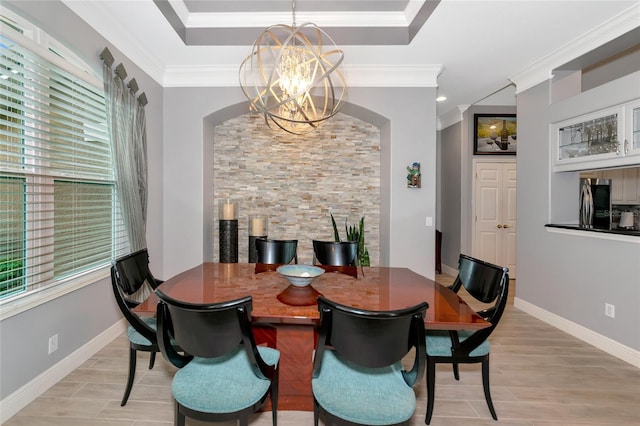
473 114 517 155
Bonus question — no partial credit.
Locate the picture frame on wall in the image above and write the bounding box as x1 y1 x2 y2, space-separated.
473 114 517 155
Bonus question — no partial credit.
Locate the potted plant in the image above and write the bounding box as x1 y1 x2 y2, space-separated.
330 213 370 266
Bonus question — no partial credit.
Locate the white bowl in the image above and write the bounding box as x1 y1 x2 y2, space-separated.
276 265 325 287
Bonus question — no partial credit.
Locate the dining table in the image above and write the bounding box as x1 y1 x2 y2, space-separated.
135 262 488 411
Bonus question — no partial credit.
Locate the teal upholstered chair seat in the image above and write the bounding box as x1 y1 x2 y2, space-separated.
312 350 416 425
127 316 179 347
312 296 428 426
172 347 280 414
126 316 156 346
426 330 490 358
156 294 279 426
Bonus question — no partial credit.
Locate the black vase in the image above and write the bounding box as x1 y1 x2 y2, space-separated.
219 219 238 263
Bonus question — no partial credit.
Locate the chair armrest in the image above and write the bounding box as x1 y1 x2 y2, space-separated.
312 306 333 378
237 306 278 380
402 313 426 386
156 301 193 368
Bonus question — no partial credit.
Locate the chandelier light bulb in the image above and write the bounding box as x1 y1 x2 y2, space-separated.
278 46 311 95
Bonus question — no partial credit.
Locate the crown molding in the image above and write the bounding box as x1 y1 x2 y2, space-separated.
438 104 469 130
165 0 423 28
186 12 410 28
62 0 166 84
155 0 438 45
64 0 441 87
509 3 640 94
344 64 442 87
163 64 443 88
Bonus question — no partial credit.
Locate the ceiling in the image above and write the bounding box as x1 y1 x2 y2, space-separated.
62 0 640 125
153 0 439 45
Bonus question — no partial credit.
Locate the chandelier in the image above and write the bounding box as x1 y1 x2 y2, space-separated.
239 1 347 135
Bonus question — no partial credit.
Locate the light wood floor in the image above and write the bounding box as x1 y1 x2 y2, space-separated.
5 276 640 425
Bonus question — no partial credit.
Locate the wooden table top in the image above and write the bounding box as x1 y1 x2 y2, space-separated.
137 263 488 331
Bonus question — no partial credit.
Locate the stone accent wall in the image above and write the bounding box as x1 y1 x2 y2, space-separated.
213 112 380 265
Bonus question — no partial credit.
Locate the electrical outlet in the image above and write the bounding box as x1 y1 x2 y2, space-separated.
605 303 615 319
48 334 58 354
425 216 433 227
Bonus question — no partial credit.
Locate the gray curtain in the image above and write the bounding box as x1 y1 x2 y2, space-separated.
103 63 147 252
103 63 149 301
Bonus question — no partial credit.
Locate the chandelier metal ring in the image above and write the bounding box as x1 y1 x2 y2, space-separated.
239 22 347 135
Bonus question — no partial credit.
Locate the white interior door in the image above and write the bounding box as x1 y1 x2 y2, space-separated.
502 163 517 276
473 161 517 278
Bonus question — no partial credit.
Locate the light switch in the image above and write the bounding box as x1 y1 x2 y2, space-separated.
425 216 433 227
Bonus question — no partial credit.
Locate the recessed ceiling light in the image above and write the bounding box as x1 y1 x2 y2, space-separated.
436 96 447 102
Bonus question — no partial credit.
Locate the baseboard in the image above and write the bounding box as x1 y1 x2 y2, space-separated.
0 319 127 423
441 263 457 277
514 297 640 368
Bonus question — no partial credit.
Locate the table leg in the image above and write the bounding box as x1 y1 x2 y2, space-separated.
253 324 315 411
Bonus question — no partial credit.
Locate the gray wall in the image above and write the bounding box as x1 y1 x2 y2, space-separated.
6 0 636 412
161 86 438 280
439 121 462 269
462 105 517 256
439 105 517 271
0 277 119 398
0 0 165 400
582 46 640 91
516 79 640 350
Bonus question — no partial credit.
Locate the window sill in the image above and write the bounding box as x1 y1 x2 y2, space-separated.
0 266 110 321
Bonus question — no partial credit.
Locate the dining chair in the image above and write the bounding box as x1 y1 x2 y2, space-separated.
312 296 428 426
155 293 280 426
312 240 358 277
256 238 298 266
424 254 509 424
110 249 164 406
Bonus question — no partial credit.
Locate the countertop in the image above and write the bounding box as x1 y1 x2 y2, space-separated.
545 223 640 237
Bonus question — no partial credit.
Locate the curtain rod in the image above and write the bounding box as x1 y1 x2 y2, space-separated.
100 46 148 106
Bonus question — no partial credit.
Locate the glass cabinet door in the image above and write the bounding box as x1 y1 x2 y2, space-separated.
626 100 640 155
557 112 619 161
553 102 640 172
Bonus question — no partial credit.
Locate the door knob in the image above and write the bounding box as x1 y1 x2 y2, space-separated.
496 224 503 229
503 224 510 229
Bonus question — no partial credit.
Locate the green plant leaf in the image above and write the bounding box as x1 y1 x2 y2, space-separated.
361 248 370 266
346 218 359 242
358 217 365 255
344 218 349 240
330 212 340 242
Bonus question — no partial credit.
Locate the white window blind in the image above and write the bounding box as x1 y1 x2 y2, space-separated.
0 24 128 301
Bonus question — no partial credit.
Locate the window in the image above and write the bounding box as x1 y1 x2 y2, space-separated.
0 176 25 297
0 13 128 303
